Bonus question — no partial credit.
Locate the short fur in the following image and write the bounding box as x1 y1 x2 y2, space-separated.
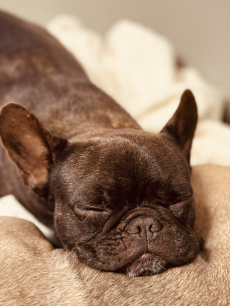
0 11 199 276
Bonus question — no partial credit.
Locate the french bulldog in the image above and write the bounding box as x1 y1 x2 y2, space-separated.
0 10 199 276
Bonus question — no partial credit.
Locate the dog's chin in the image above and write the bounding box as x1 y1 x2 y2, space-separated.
125 253 167 277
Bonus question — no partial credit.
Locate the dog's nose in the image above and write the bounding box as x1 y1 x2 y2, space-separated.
126 217 162 239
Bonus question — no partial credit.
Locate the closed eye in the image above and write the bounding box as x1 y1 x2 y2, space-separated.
84 206 109 212
74 206 112 215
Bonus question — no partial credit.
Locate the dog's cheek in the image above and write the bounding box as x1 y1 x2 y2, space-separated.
53 200 85 249
53 201 109 249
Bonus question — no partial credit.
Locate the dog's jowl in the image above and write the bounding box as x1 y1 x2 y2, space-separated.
0 11 199 276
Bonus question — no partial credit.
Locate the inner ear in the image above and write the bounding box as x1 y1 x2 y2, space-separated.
0 103 67 197
161 89 198 164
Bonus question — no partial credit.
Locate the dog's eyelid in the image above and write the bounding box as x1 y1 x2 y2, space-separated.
169 197 193 206
86 206 110 212
76 206 111 213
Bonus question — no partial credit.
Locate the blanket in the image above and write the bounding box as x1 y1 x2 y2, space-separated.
47 15 230 166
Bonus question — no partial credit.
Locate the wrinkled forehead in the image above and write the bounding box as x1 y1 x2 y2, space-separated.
54 134 192 205
83 134 190 177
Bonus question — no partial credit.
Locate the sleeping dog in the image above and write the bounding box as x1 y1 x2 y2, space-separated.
0 11 199 276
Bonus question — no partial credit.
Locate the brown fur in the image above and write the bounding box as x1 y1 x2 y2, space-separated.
1 165 229 305
0 10 199 275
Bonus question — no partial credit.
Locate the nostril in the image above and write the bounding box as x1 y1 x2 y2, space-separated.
125 217 162 236
150 223 162 232
126 224 141 234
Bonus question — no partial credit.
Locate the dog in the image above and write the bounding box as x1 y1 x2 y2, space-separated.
1 165 229 306
0 10 199 276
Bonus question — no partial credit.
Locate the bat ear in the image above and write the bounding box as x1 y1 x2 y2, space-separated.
161 89 198 164
0 103 67 198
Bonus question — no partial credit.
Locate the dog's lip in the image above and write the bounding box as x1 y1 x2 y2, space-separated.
135 252 156 260
125 252 167 277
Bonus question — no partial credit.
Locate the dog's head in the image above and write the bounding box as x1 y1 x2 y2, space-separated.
0 89 199 276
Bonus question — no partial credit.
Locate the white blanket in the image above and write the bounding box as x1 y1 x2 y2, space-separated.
47 15 230 166
1 15 230 236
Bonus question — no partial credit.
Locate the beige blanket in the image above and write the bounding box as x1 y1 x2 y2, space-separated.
1 165 230 305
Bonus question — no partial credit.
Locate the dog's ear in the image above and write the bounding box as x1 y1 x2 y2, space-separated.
0 103 67 197
161 89 198 164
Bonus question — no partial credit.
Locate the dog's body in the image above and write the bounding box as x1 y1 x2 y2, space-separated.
1 165 230 306
0 11 199 276
0 11 139 226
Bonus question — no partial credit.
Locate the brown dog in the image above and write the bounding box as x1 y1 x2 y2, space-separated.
1 165 229 306
0 11 199 276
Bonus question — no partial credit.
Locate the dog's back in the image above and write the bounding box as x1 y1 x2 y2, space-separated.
0 10 88 101
0 11 87 201
0 10 138 131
